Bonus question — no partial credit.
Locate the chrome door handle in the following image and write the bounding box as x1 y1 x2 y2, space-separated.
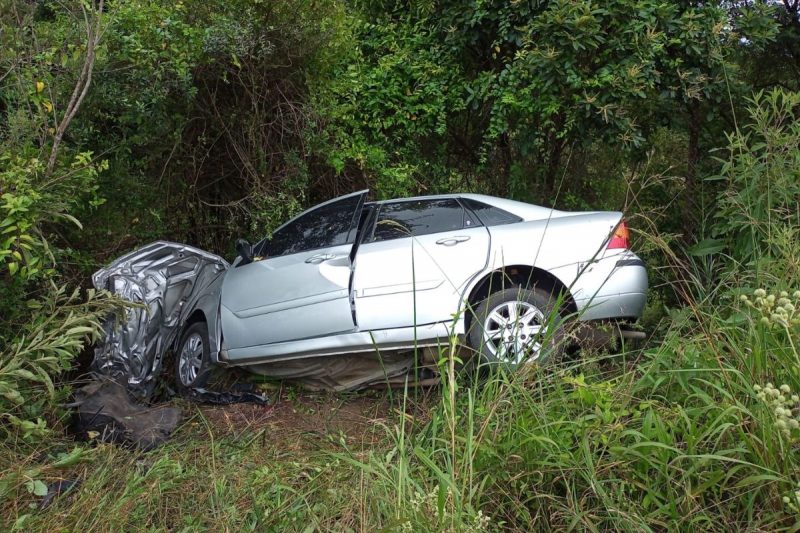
305 253 338 264
435 236 471 246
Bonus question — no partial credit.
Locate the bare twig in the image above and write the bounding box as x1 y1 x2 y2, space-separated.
45 0 105 176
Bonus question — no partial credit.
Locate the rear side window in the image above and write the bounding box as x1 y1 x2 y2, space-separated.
266 194 361 256
371 199 473 242
461 198 522 226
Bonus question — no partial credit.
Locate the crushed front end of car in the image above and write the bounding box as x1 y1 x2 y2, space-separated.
92 241 228 397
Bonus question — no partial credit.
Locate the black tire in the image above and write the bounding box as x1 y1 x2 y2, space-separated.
466 286 565 370
175 321 212 393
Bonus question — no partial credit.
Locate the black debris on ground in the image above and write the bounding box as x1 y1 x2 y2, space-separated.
69 379 182 451
38 479 81 510
68 379 271 450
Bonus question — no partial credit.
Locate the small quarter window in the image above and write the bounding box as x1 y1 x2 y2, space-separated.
461 198 522 226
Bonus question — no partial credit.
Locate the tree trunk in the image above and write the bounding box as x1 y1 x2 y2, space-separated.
544 137 566 205
683 100 702 239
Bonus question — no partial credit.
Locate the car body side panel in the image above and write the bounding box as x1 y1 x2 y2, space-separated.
352 226 490 330
221 191 367 352
482 211 623 274
221 321 453 363
456 212 616 317
457 210 646 327
221 243 357 351
225 209 643 360
192 275 226 363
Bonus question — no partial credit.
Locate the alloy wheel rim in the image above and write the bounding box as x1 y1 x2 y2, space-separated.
482 300 546 365
178 332 203 386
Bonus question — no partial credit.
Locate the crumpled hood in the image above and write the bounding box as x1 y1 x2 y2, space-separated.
92 241 229 397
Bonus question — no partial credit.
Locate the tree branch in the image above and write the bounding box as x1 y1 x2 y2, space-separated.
45 0 105 176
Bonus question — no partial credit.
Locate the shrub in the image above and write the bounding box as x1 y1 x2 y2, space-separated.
713 89 800 274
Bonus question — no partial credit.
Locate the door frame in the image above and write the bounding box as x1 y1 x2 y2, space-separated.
221 190 369 353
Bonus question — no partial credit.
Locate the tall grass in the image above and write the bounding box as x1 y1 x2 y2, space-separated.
333 305 797 530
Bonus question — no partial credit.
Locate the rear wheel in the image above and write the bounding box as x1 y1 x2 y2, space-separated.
176 321 212 392
467 286 565 369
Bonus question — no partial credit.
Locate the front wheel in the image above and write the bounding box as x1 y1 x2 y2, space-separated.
175 321 212 392
467 286 565 369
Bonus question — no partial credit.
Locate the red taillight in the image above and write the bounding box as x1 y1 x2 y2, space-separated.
608 219 630 249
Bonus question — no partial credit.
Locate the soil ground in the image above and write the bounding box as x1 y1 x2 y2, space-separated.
188 380 436 452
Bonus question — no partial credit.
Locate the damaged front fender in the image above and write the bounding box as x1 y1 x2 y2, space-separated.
92 241 229 397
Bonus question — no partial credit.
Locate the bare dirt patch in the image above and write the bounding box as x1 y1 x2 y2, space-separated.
197 388 406 451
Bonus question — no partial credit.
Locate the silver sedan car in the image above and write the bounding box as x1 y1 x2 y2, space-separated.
93 191 647 394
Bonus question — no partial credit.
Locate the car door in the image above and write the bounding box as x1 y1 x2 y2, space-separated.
352 198 490 331
221 190 367 351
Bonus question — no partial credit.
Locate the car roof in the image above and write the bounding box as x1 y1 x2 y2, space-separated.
369 193 566 222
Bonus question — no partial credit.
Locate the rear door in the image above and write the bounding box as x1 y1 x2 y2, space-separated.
352 198 490 331
221 191 367 351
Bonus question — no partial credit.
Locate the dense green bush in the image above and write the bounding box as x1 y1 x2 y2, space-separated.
315 0 777 215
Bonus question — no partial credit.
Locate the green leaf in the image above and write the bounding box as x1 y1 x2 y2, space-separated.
25 479 48 497
52 447 87 468
9 369 38 381
65 326 94 336
58 213 83 229
687 238 725 257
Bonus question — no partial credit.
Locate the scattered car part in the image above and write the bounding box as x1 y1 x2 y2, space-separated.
39 479 81 510
69 379 182 451
186 386 269 405
618 326 647 341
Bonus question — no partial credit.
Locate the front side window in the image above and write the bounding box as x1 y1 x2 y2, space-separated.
371 199 472 242
265 194 361 257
